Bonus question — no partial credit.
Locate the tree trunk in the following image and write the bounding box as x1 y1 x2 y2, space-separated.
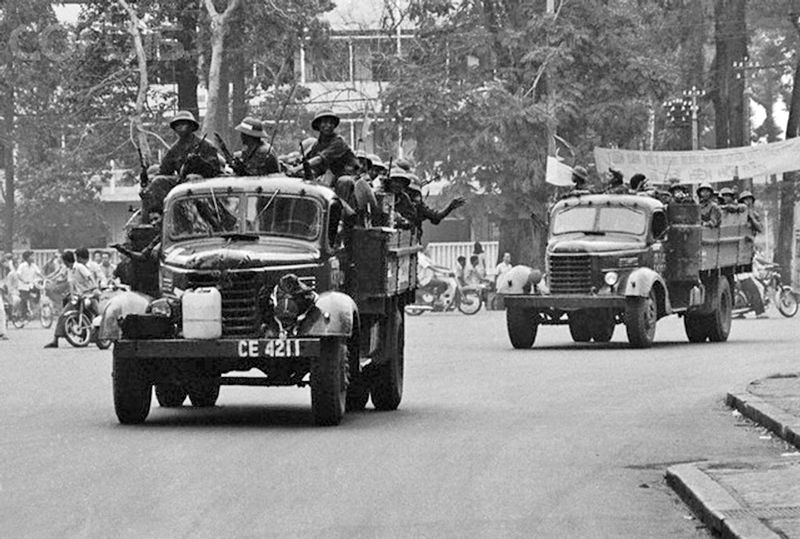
231 53 247 150
774 37 800 282
712 0 747 148
3 70 14 252
118 0 152 160
175 0 199 118
202 0 241 136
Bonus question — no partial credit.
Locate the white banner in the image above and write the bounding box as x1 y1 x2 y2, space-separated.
594 138 800 184
545 156 576 186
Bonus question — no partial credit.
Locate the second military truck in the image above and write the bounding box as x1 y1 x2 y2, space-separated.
502 193 754 349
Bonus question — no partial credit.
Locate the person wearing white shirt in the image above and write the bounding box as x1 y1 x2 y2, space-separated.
16 250 43 319
495 252 513 287
44 250 98 349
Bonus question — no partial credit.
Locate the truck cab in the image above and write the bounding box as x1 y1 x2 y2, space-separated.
112 174 418 426
502 193 753 349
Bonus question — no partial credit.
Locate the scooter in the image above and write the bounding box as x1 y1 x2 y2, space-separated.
405 274 484 316
734 263 798 318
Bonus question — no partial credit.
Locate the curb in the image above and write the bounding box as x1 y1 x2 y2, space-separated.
726 390 800 449
666 463 780 539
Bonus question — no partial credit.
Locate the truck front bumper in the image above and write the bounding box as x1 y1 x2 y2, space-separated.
503 294 626 311
114 338 321 360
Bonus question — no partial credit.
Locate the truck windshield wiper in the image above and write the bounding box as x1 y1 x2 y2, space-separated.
581 230 606 236
219 232 260 242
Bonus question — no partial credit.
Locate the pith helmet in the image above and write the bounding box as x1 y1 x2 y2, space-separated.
738 190 755 202
396 157 414 172
368 154 386 170
387 168 412 186
169 110 199 131
719 186 735 197
572 166 588 182
235 117 268 138
407 173 423 193
311 110 340 130
696 182 714 195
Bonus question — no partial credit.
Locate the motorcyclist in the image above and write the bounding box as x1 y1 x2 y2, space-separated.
43 250 99 349
16 250 44 319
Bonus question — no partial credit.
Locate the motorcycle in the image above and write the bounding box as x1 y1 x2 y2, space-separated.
734 263 798 318
405 274 484 316
62 292 101 348
6 280 53 329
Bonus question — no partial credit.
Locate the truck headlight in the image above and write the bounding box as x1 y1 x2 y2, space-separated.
604 271 619 287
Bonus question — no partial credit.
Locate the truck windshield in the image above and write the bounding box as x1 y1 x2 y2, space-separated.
552 205 647 235
245 194 322 241
166 192 322 242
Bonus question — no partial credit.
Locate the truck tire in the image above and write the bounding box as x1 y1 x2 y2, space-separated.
506 307 537 349
708 277 732 342
568 311 592 342
187 377 221 407
112 349 152 424
684 313 710 343
346 336 369 412
155 383 187 408
311 337 348 425
625 289 657 348
371 307 404 411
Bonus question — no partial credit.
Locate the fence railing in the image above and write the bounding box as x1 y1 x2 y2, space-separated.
4 249 120 272
426 241 499 276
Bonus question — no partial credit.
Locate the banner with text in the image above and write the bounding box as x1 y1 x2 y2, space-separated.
594 138 800 184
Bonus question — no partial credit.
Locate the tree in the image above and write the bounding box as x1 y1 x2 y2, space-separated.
202 0 241 136
711 0 748 148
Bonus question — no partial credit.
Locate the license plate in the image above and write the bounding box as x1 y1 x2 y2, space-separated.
236 338 318 358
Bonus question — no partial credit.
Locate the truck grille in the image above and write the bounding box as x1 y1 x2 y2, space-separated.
549 254 592 293
185 271 261 337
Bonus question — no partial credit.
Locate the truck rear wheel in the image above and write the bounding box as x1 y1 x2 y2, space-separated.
684 313 710 343
155 383 187 407
568 311 592 342
708 277 732 342
506 307 537 349
187 377 221 407
371 306 404 411
311 337 348 425
625 290 657 348
346 336 369 412
112 349 152 424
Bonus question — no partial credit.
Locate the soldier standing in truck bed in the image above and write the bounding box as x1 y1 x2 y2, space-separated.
232 117 280 176
697 183 721 228
303 110 358 180
158 110 222 178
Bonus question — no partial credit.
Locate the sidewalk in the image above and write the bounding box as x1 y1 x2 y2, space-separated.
667 374 800 538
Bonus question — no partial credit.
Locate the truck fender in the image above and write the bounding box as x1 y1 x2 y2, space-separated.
622 268 671 315
98 291 153 341
299 291 358 337
496 265 536 294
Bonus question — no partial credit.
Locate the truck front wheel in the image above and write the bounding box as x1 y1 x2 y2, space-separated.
371 306 404 411
311 337 348 425
506 307 538 349
708 277 732 342
112 350 152 424
625 290 657 348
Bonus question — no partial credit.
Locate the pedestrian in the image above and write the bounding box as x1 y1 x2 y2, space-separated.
80 247 107 288
158 110 222 179
495 252 513 288
230 117 280 176
16 250 43 319
472 242 487 278
697 183 721 228
100 251 116 282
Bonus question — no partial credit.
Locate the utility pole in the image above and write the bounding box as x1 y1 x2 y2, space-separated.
684 86 705 150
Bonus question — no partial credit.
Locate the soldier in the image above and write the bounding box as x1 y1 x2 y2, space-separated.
560 166 591 199
739 190 763 235
367 153 387 188
604 167 628 194
301 110 358 181
158 110 222 178
719 186 745 213
629 173 648 192
405 173 466 237
697 183 721 228
231 117 279 176
666 179 691 203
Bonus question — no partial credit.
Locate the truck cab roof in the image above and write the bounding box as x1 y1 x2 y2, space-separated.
552 193 665 214
163 174 338 206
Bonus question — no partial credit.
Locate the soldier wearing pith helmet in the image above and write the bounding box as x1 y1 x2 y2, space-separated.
303 110 358 179
158 110 221 178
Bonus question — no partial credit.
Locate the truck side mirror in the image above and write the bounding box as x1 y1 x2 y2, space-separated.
652 212 668 239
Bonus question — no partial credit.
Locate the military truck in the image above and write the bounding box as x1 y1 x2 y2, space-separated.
111 175 419 426
502 194 753 349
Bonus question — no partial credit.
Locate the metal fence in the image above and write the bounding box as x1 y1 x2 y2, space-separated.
4 249 120 271
426 241 500 276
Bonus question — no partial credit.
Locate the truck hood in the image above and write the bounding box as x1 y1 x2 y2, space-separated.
163 239 321 270
550 236 646 254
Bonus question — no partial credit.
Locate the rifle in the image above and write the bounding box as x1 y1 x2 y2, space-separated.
300 140 312 182
136 145 149 189
214 132 236 168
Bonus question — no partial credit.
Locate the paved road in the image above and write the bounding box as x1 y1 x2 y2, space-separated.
1 310 798 538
